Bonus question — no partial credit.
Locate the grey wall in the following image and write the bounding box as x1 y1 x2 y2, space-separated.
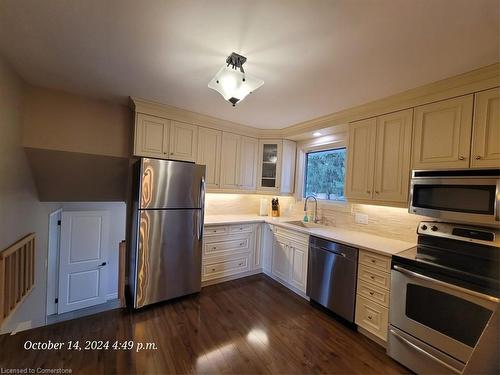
0 57 60 333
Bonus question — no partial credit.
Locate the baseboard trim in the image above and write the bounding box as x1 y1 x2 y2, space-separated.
106 292 118 301
357 326 388 349
262 270 309 300
202 269 262 287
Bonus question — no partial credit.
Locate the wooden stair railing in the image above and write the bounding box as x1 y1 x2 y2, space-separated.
0 233 35 326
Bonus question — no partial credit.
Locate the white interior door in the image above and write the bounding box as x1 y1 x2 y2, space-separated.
58 211 109 314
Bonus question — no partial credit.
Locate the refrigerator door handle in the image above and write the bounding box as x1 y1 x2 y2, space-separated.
198 177 206 240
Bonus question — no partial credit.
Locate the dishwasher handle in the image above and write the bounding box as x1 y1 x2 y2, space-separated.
311 245 347 258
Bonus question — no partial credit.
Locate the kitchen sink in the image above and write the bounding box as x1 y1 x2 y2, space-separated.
283 220 322 228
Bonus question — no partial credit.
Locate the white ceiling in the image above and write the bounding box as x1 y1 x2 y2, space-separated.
0 0 498 129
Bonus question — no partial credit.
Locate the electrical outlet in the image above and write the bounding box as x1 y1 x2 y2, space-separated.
355 213 369 225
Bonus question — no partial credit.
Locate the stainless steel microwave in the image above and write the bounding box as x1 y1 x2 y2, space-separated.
409 169 500 226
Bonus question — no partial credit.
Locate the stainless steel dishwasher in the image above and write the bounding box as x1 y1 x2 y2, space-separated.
307 236 358 322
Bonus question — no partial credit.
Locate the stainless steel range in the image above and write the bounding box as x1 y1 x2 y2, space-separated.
388 221 499 374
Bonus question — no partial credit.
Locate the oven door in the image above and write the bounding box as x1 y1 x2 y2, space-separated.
409 177 499 225
389 265 498 364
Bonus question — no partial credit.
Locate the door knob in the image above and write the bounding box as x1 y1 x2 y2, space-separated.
475 155 481 160
98 262 107 267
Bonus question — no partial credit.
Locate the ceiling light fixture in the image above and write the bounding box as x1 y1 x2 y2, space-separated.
208 52 264 107
313 132 322 137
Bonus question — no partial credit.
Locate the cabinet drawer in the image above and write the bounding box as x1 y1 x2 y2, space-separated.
202 255 250 280
229 224 254 234
275 226 309 246
203 234 252 258
358 264 390 290
204 225 228 236
355 295 389 341
359 250 391 273
357 280 389 307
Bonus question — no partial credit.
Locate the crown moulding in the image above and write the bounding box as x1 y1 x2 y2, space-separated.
131 62 499 140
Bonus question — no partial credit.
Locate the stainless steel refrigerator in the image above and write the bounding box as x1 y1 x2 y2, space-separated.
128 158 205 308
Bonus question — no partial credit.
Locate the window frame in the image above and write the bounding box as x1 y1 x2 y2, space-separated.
303 147 347 202
294 135 348 207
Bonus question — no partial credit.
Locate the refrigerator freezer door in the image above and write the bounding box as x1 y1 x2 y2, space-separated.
134 209 202 308
139 158 205 209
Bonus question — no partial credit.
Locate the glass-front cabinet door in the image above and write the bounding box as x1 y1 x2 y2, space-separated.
258 140 282 191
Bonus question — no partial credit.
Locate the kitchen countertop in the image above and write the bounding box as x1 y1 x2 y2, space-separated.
204 214 415 257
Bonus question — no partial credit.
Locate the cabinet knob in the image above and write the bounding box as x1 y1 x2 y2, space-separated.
170 152 174 155
370 275 375 280
212 246 217 250
371 259 376 263
239 242 244 246
375 191 380 194
458 155 465 160
366 190 371 194
475 155 482 160
368 315 373 320
212 268 216 271
369 291 374 296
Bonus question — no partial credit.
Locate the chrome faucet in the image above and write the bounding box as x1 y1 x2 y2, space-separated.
304 196 319 223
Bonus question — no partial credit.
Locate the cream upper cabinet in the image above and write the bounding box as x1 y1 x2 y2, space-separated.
238 136 259 190
257 140 283 192
134 113 169 158
412 95 473 169
257 139 297 194
373 109 413 202
280 140 297 194
220 132 240 189
345 118 376 200
471 87 500 168
197 127 221 188
168 121 198 162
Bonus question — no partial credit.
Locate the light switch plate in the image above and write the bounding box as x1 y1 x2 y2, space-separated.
355 213 369 225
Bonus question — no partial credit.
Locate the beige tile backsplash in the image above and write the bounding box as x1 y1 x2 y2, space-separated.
206 193 427 243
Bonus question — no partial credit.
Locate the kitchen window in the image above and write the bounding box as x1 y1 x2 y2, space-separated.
304 147 346 201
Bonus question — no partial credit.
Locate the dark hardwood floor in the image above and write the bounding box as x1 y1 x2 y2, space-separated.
0 274 410 374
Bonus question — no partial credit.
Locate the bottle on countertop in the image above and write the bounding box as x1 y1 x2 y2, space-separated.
271 198 280 217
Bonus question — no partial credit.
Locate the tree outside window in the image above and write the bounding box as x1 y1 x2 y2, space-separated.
304 148 346 201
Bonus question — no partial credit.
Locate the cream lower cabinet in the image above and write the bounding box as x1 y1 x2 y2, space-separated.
412 95 473 169
346 109 413 203
355 250 391 342
197 127 221 188
202 223 259 284
267 225 309 296
471 87 500 168
134 113 170 158
220 132 258 190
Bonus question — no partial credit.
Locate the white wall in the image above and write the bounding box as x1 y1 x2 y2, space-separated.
0 57 60 333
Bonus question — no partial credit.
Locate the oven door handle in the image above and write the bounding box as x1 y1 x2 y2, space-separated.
389 329 461 374
393 265 499 303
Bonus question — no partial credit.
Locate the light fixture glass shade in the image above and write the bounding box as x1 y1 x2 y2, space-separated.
208 66 264 106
